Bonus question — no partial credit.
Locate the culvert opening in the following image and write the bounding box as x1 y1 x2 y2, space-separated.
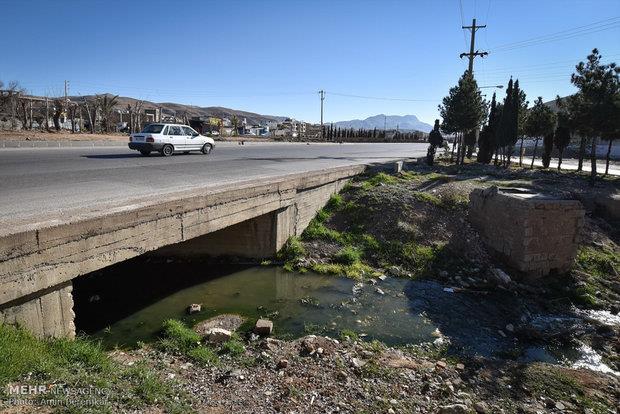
72 255 250 341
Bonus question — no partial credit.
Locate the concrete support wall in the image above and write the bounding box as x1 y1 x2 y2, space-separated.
151 209 283 259
0 165 364 337
0 282 75 338
149 177 349 259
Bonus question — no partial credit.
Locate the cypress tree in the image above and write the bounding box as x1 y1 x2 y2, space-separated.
541 131 554 168
477 92 497 164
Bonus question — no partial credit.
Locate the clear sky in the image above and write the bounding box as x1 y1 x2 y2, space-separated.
1 0 619 124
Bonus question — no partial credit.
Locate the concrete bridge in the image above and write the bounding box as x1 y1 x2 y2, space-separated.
0 160 391 338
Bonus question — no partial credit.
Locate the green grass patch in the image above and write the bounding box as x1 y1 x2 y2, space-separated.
411 191 441 205
311 262 345 275
311 261 378 280
339 329 359 341
303 218 343 243
0 324 190 412
277 236 306 262
159 319 219 367
187 346 219 365
576 246 620 278
401 242 437 272
220 335 246 357
334 246 362 265
326 193 344 210
160 319 201 352
439 192 469 210
361 172 398 190
573 246 620 308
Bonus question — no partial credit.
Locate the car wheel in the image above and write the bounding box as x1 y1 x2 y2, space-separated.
201 143 213 155
140 150 151 156
161 144 174 157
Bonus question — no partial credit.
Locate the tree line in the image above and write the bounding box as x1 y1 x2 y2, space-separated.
318 124 426 142
433 48 620 177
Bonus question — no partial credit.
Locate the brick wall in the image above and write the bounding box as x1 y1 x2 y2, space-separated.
469 187 585 277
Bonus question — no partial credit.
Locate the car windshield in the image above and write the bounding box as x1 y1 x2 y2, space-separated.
141 124 165 133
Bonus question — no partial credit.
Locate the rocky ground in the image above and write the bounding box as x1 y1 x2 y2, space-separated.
108 161 619 414
109 324 619 413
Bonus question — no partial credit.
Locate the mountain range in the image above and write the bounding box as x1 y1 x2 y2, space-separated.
68 94 285 125
333 114 433 133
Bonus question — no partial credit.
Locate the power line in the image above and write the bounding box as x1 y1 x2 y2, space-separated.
327 92 440 102
489 17 620 52
481 54 620 73
493 24 620 53
458 0 468 48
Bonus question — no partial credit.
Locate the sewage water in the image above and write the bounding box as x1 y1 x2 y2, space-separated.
74 259 613 373
75 262 438 348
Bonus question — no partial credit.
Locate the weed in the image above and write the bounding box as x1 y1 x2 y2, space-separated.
311 262 345 275
326 193 344 210
187 346 218 365
220 336 245 357
277 236 306 262
339 329 359 341
0 324 191 412
160 319 201 352
411 191 441 205
361 172 398 190
335 246 362 265
303 219 343 243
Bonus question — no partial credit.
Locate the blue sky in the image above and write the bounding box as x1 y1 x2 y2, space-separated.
1 0 619 124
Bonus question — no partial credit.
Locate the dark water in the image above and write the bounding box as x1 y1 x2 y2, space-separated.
73 260 608 371
75 261 437 348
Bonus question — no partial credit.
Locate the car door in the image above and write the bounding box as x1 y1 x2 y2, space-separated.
182 126 202 150
167 125 184 149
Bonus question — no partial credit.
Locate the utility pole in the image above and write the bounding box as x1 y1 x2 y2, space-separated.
460 18 487 74
319 90 325 139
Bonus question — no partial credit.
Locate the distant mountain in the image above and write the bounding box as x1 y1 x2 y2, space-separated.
543 95 569 113
69 94 286 125
333 114 433 133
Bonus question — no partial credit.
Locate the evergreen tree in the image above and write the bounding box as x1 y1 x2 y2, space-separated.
567 48 620 179
496 79 514 166
477 93 498 164
541 132 555 168
513 81 530 166
464 130 477 159
438 71 487 165
554 110 572 171
524 97 556 168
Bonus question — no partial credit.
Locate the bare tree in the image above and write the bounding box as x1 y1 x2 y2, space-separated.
52 99 64 131
82 97 98 133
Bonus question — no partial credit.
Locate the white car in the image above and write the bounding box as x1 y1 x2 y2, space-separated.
128 123 215 156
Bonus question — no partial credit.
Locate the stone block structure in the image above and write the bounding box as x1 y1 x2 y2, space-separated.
469 187 585 277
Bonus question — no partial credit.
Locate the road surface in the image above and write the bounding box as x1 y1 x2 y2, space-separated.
0 142 427 224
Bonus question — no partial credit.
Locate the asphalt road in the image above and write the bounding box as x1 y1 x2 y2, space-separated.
0 142 427 225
